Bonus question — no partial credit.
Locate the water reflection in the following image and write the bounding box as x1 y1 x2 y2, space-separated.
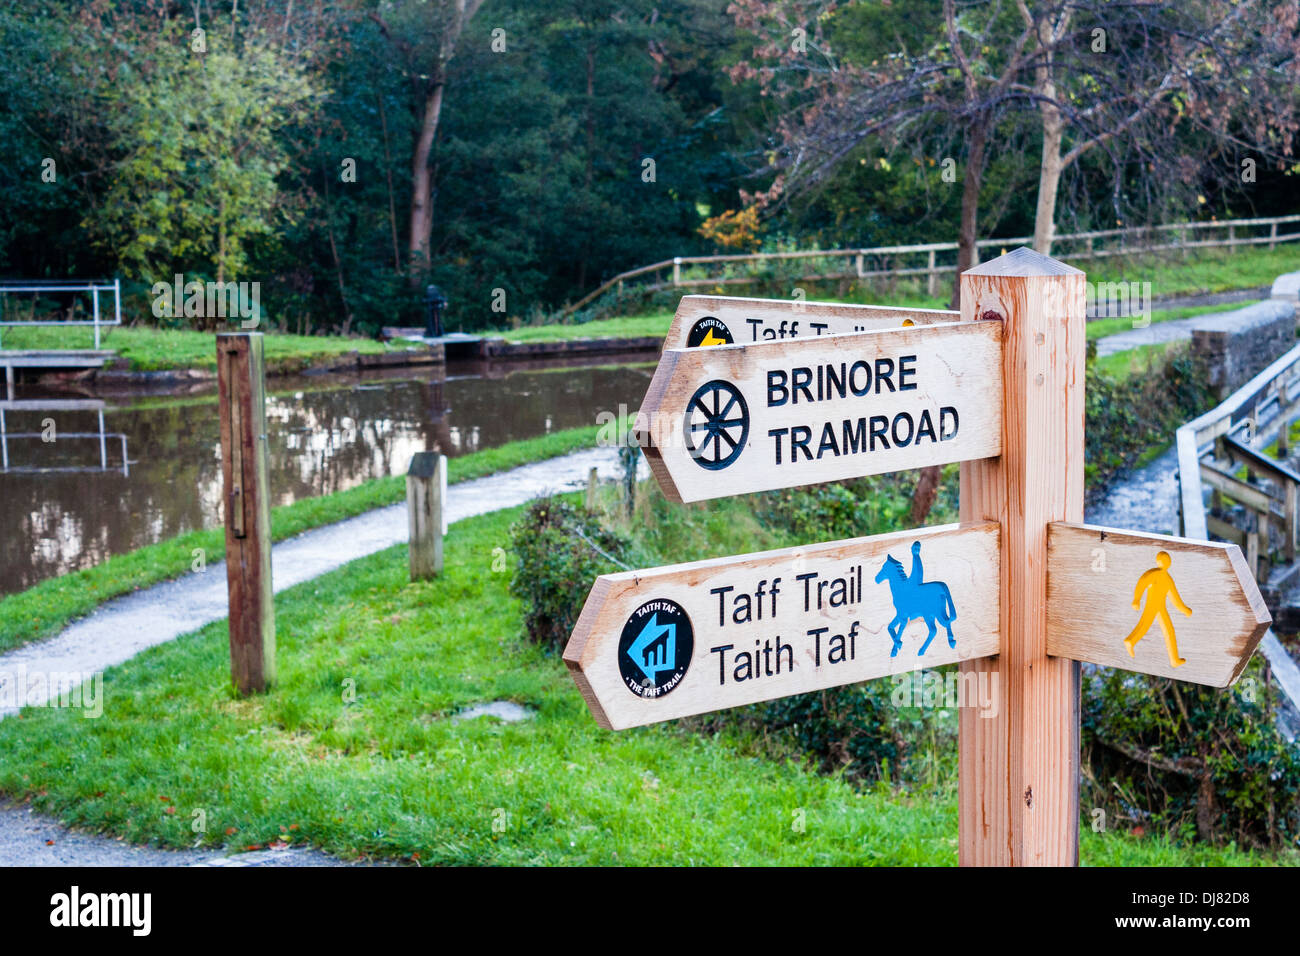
0 399 128 475
0 355 655 595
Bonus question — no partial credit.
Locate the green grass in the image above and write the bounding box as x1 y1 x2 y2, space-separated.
501 311 674 343
1089 245 1295 297
0 501 1283 865
1092 341 1180 381
0 422 615 652
0 324 392 372
508 245 1295 345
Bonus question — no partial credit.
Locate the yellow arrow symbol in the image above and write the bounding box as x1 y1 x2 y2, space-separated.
699 328 727 347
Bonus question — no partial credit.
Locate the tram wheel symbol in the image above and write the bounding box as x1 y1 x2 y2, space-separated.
684 379 749 470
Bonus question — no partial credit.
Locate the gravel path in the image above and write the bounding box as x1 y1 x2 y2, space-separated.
0 444 630 866
0 445 630 717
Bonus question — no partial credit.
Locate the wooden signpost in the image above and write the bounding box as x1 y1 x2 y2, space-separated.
216 332 275 695
664 294 959 349
564 248 1271 866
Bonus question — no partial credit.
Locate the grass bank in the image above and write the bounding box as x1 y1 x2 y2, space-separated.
6 246 1286 363
0 423 613 653
0 500 1279 865
1 325 393 372
509 245 1292 343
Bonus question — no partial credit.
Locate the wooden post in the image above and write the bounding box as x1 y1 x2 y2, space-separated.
958 249 1085 866
586 466 599 510
407 451 444 580
926 249 937 297
216 333 275 695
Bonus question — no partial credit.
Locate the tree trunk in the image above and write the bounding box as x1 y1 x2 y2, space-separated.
578 41 596 292
951 120 988 310
322 164 353 334
407 80 447 286
378 92 403 274
1032 58 1065 256
909 465 942 525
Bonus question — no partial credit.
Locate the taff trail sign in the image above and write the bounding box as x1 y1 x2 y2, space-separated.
564 247 1271 867
665 294 959 349
566 522 1000 729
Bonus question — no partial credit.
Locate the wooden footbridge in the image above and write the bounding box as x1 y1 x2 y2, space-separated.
1178 342 1300 720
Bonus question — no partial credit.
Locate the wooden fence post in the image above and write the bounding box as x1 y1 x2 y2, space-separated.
407 451 444 580
216 333 275 695
958 249 1085 866
586 466 599 510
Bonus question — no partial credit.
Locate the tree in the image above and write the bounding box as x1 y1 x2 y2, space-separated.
726 0 1043 306
95 38 318 291
370 0 486 285
1016 0 1300 254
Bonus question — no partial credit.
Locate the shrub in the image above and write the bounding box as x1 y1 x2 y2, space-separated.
509 497 633 653
1082 657 1300 850
1085 345 1213 495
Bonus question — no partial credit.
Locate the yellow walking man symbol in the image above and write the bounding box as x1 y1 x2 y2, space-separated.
1123 550 1191 667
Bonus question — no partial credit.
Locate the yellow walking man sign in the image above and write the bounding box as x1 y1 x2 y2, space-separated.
1124 551 1192 668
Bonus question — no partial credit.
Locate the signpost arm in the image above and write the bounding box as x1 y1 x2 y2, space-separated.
957 249 1086 866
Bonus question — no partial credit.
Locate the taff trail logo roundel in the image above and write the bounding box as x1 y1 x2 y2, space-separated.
686 316 733 347
618 599 694 699
685 379 749 470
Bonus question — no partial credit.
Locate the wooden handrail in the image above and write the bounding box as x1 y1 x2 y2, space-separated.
1175 335 1300 714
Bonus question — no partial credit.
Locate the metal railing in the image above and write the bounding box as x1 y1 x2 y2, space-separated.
1176 342 1300 713
568 213 1300 314
0 279 122 350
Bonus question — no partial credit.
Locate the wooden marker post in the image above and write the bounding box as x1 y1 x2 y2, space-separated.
957 249 1085 866
217 333 275 695
407 451 444 580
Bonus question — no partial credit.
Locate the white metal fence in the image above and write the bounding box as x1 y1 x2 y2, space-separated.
0 279 122 349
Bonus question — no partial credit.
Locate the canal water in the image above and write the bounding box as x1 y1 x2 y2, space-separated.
0 354 655 596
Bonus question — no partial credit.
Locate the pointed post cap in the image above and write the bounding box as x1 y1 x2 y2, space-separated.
964 246 1083 277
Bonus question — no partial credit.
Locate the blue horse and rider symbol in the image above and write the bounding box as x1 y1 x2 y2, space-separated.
874 541 958 657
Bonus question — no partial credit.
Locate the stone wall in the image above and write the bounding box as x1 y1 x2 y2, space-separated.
1191 299 1297 399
